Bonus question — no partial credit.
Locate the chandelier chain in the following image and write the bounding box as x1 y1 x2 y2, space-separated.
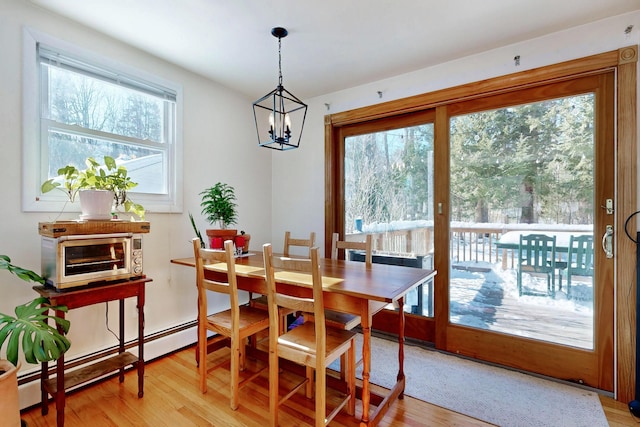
278 36 283 86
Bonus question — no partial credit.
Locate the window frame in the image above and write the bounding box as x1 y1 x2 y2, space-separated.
22 27 183 214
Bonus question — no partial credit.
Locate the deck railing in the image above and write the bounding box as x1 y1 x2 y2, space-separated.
347 223 592 269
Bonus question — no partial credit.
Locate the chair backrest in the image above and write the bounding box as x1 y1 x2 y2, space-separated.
518 234 556 271
330 232 373 266
192 238 240 328
263 243 326 353
568 234 594 275
283 231 316 257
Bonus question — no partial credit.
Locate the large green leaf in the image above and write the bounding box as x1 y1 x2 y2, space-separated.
0 298 70 365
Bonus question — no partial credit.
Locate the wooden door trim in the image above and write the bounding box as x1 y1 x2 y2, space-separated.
616 45 637 403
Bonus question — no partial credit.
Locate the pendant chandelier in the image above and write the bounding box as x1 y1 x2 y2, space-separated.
252 27 307 151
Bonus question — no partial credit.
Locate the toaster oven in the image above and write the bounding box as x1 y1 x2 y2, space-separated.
41 232 143 289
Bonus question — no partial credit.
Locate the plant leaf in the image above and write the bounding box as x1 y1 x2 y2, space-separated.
0 298 70 365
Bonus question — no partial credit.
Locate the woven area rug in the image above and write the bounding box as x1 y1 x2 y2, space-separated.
343 334 608 427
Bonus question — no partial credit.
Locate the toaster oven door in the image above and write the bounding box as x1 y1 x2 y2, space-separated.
62 237 131 282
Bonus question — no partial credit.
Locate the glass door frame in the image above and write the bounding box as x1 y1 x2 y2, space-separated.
440 72 614 391
325 46 637 401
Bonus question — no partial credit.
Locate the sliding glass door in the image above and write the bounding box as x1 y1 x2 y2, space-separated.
326 51 629 394
444 73 614 390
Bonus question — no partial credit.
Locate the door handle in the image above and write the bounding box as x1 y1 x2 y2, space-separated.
602 225 614 258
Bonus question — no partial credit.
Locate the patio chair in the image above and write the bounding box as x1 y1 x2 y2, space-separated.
561 235 594 300
517 234 557 297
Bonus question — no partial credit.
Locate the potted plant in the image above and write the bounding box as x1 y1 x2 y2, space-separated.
200 182 238 249
41 156 145 220
0 255 71 426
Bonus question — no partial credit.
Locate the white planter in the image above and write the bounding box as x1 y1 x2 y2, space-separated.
79 189 114 220
0 360 21 427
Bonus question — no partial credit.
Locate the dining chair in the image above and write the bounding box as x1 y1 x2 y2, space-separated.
249 231 316 333
562 234 594 300
192 238 269 410
517 234 557 297
283 230 316 257
306 233 372 379
263 243 356 427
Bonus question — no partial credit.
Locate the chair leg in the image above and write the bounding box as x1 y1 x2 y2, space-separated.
305 365 314 399
269 345 279 427
198 324 207 394
239 339 246 371
230 338 240 410
347 339 356 416
315 364 326 427
517 268 522 296
557 269 562 291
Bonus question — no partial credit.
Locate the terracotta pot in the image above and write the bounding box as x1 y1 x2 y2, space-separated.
0 360 21 427
205 229 238 249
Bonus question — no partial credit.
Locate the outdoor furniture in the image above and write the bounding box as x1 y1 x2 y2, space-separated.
192 238 269 409
517 234 557 297
562 235 595 299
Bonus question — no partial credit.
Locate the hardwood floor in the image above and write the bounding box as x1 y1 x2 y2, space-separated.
20 344 637 426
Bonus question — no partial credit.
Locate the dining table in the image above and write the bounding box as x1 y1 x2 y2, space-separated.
171 249 436 427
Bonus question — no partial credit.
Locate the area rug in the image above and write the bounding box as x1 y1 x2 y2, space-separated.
344 334 608 427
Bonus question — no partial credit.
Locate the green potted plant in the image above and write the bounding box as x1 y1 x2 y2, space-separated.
41 156 145 220
0 255 70 425
200 182 238 249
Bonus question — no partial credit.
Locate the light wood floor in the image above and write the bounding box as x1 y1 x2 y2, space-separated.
20 344 638 426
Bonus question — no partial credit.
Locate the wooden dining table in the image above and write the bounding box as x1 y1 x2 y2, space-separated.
171 250 436 427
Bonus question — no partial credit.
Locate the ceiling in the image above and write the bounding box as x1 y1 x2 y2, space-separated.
29 0 640 100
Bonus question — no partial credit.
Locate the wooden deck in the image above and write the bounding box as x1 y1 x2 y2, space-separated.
405 262 594 349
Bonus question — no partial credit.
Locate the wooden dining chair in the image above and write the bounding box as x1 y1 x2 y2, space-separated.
283 230 316 257
249 231 316 333
330 232 373 266
309 232 372 379
263 243 356 427
192 238 270 410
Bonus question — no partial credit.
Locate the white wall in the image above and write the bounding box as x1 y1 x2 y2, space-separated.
271 11 640 252
0 0 272 407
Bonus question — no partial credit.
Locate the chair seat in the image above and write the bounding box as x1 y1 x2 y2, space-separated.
306 310 361 330
278 322 357 363
207 305 270 333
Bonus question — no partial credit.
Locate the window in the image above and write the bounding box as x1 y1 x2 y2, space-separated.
23 28 183 214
